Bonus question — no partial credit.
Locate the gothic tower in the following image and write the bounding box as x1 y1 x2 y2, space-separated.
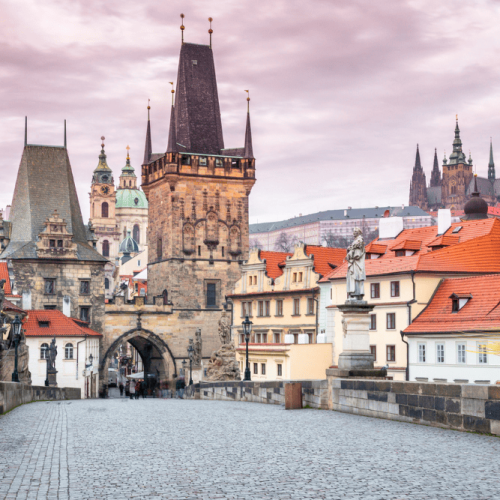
409 145 428 209
89 138 119 260
430 148 441 187
141 33 256 354
441 118 473 209
488 139 495 181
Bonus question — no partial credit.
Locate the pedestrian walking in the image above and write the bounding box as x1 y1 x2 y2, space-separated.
119 383 124 397
129 379 135 400
141 380 147 399
135 381 141 400
176 376 186 399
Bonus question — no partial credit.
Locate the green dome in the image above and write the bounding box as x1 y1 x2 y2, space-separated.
115 189 148 209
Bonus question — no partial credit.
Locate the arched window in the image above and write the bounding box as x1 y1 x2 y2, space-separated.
157 238 162 260
105 278 109 290
102 240 110 257
133 224 140 244
65 343 74 359
40 343 49 359
102 202 109 218
162 289 168 305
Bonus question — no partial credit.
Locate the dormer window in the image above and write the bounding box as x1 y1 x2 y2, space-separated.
450 293 472 312
38 321 50 328
199 157 207 166
395 250 405 257
215 158 223 167
181 155 191 166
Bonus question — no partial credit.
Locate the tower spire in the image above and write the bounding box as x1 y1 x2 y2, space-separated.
143 102 152 165
180 13 185 44
243 91 253 159
430 147 441 187
24 116 27 147
208 17 213 49
414 144 422 171
488 138 495 181
64 119 67 149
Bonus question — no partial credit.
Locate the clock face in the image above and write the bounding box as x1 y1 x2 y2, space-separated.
101 186 110 195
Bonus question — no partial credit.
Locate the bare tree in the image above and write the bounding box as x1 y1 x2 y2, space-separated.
249 238 263 250
274 232 298 252
322 230 351 249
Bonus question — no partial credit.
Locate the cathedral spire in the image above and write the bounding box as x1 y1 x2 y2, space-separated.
449 115 466 165
488 138 495 181
243 91 253 159
430 148 441 187
143 101 152 165
414 144 422 171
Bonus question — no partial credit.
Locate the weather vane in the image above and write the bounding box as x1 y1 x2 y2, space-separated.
101 136 105 149
169 82 175 106
208 17 213 48
180 14 185 43
126 145 130 160
245 90 250 112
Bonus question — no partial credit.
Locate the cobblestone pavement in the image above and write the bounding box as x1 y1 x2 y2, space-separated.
1 397 500 500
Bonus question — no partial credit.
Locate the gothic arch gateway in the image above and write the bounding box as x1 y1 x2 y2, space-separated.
99 327 177 395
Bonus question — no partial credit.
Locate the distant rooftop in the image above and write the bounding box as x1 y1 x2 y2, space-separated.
250 206 430 234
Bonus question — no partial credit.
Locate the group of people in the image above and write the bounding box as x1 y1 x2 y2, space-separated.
116 376 187 399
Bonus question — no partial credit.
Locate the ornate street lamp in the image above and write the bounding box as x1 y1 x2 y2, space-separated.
89 353 93 366
182 359 187 377
11 315 22 383
187 344 194 385
242 315 252 381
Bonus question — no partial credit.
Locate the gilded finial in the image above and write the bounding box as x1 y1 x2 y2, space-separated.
169 82 175 106
456 114 458 121
101 136 105 150
147 98 150 120
180 13 185 43
126 145 130 160
208 17 213 48
245 90 250 113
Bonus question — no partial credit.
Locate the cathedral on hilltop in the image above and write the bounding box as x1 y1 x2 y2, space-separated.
409 119 497 211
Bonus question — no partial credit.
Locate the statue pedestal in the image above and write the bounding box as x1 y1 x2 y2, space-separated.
337 301 374 372
47 369 58 387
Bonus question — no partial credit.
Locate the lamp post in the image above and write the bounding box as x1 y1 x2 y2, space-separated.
187 344 194 385
242 315 252 381
182 359 187 377
11 315 22 383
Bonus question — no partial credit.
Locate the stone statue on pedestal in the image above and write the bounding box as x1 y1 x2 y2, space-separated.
218 312 231 345
192 330 202 368
346 228 366 302
45 337 58 386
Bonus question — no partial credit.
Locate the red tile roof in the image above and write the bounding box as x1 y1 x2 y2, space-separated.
365 242 387 254
390 239 422 251
260 251 292 279
304 245 347 277
321 218 500 281
2 298 25 314
427 235 460 247
0 262 12 295
23 309 102 337
404 275 500 333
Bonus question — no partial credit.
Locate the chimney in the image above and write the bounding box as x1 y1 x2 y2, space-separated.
401 204 405 210
344 210 347 217
437 209 452 235
379 217 404 239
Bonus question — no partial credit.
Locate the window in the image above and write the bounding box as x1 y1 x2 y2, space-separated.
248 276 252 286
44 305 57 310
80 280 90 295
255 333 262 343
105 278 110 290
478 344 488 364
276 300 283 316
65 343 74 359
436 344 445 363
221 246 225 257
101 202 109 218
261 363 266 375
199 156 207 166
370 345 377 361
452 299 459 312
102 240 109 257
241 301 252 317
457 343 466 364
215 158 223 167
253 363 258 375
386 313 396 330
157 238 162 260
299 272 303 282
197 245 201 257
44 279 55 295
307 331 313 344
40 343 49 359
261 333 267 344
265 301 270 317
277 364 283 377
206 283 217 307
395 250 405 257
274 332 281 343
386 345 396 362
258 301 264 317
307 298 314 315
133 224 140 244
390 281 400 298
293 333 299 344
418 343 426 363
292 273 297 283
49 239 55 248
57 240 63 248
181 155 191 166
370 283 380 299
293 298 300 316
38 321 50 328
162 289 168 305
240 333 245 344
253 276 257 285
80 307 90 323
369 314 376 330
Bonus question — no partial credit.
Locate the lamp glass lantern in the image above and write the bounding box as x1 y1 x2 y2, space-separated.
242 315 252 341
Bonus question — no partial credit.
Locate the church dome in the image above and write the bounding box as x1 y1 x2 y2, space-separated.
115 189 148 209
463 176 489 221
119 231 139 254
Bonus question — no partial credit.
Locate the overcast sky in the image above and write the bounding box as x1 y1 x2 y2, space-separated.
1 0 500 224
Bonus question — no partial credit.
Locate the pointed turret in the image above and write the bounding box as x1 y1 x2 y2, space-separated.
414 144 422 171
430 148 441 187
448 116 466 165
166 105 177 153
488 139 495 181
243 93 254 159
409 144 427 209
93 137 113 185
143 103 152 165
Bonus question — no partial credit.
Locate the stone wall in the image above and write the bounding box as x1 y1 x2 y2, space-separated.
185 380 329 409
0 382 81 414
330 378 500 435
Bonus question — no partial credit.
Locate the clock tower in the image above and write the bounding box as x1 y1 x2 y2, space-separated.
89 137 119 261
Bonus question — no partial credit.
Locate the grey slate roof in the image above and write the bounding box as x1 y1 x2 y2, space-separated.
1 145 107 262
426 186 441 206
250 206 430 234
466 176 494 198
173 43 224 155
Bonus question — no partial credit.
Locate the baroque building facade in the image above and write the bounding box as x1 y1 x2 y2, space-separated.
409 119 497 211
100 29 256 393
